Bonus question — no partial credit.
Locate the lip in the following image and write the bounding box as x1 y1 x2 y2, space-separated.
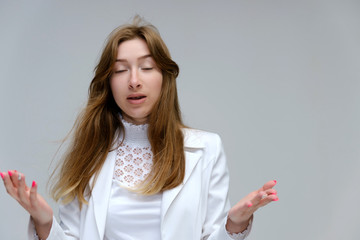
127 93 147 104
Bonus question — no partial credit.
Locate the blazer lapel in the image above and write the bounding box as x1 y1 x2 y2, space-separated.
89 149 116 239
161 129 205 221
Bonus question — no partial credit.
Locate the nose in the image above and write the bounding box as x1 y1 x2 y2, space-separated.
129 69 141 89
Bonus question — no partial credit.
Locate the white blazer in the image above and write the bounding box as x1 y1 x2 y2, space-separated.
28 129 250 240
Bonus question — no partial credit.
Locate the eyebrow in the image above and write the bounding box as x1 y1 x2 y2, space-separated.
115 54 152 62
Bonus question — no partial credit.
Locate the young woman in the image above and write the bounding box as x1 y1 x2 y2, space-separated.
1 18 278 240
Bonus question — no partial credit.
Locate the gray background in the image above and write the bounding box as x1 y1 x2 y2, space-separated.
1 0 359 239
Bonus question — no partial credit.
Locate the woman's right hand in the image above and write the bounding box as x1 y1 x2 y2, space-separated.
1 170 53 239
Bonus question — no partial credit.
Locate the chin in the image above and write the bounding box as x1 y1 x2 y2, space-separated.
122 112 149 124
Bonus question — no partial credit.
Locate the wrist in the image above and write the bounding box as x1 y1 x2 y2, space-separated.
226 215 252 234
32 213 53 227
32 216 53 240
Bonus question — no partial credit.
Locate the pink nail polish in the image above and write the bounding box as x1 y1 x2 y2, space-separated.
247 203 253 207
273 197 279 201
14 170 17 172
0 172 4 179
8 171 12 177
32 181 36 188
273 180 277 184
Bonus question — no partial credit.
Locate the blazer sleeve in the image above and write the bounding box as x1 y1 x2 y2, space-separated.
27 198 81 240
202 134 252 240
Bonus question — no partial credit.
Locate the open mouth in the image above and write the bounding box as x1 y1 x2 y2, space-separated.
127 96 146 100
127 94 147 104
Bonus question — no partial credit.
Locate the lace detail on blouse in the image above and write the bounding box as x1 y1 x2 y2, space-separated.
113 116 152 188
113 143 153 188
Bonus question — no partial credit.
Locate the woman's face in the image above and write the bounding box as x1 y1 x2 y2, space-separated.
110 38 163 125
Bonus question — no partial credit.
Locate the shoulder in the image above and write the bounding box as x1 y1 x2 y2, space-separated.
182 128 228 171
182 128 223 149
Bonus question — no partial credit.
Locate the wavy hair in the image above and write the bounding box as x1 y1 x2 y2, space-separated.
51 17 184 207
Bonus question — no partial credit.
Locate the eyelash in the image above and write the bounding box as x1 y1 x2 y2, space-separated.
114 67 153 74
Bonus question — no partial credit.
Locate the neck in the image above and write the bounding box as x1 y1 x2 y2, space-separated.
121 115 149 147
122 113 148 125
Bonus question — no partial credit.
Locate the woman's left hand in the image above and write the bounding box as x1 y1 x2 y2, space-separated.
226 180 278 233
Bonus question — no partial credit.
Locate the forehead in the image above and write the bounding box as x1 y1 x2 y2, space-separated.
116 38 150 59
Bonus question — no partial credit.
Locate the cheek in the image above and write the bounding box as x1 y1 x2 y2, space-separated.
110 79 125 102
153 75 163 97
110 80 117 98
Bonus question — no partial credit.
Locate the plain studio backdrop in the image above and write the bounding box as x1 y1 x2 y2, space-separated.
1 0 359 239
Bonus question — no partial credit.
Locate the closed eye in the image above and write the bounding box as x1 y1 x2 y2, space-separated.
114 70 127 73
141 67 153 71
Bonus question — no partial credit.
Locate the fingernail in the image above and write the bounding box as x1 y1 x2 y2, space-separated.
273 197 279 201
14 170 17 172
269 192 276 195
247 203 253 207
32 181 36 188
0 172 4 179
273 180 277 184
8 171 12 177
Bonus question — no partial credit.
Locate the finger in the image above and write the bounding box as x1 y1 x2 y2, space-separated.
258 194 279 208
17 173 30 206
246 201 253 208
249 190 267 207
7 170 15 186
29 181 38 208
8 170 21 188
259 188 278 202
265 189 277 196
12 170 21 188
2 172 19 200
16 172 29 191
259 180 277 192
237 199 254 210
24 183 30 191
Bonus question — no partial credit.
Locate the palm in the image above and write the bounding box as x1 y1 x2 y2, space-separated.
1 170 53 225
226 180 278 233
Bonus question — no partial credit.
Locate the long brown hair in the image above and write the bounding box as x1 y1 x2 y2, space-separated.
51 17 185 207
